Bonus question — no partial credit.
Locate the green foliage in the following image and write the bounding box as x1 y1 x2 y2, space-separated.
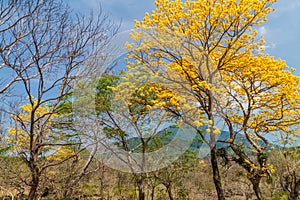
272 190 288 200
103 127 128 140
216 147 230 166
113 186 136 199
55 94 73 115
0 146 12 155
95 74 119 113
258 152 268 165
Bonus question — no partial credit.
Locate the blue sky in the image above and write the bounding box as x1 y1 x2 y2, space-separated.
70 0 300 74
69 0 300 146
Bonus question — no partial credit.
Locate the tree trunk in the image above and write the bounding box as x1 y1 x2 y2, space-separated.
289 192 299 200
210 146 225 200
250 176 262 200
288 179 300 200
62 173 74 199
28 170 40 200
63 186 74 199
28 184 38 200
99 169 105 198
166 184 174 200
137 179 145 200
151 186 155 200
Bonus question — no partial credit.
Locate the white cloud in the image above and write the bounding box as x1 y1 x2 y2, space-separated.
261 42 276 50
258 26 267 36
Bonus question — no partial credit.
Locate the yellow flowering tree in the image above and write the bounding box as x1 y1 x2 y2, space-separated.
123 0 300 199
6 99 80 192
7 100 73 159
221 55 300 199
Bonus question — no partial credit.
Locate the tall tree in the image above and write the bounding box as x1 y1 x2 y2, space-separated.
3 0 117 199
124 0 283 199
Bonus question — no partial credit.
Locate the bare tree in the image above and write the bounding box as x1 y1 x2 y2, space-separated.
2 0 117 199
0 1 49 95
270 147 300 200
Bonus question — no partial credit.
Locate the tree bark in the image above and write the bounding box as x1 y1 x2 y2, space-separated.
250 176 262 200
137 179 145 200
151 186 155 200
210 146 225 200
28 169 40 200
288 179 300 200
166 184 174 200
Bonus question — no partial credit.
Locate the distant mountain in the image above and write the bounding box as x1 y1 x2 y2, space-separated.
122 127 280 153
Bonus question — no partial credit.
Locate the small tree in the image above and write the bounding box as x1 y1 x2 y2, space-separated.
270 147 300 200
93 73 188 200
153 150 197 200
